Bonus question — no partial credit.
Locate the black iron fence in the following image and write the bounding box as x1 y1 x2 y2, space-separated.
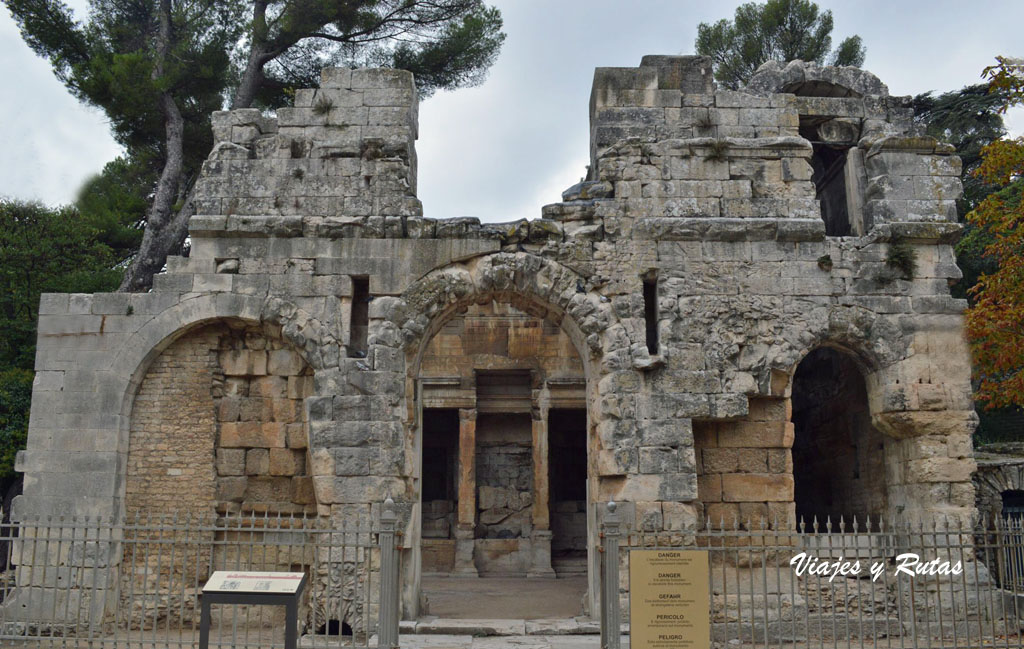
600 502 1024 649
0 501 401 648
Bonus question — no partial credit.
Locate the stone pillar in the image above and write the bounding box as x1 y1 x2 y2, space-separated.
453 408 478 577
529 406 556 578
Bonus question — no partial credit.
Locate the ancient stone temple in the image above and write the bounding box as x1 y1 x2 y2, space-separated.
16 55 978 619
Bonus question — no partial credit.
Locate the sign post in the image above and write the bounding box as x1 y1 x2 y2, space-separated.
628 550 710 649
199 571 307 649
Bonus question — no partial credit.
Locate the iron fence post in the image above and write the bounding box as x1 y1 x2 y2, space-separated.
601 501 621 649
378 497 400 649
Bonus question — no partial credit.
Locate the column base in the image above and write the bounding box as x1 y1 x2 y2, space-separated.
527 530 556 578
451 527 478 577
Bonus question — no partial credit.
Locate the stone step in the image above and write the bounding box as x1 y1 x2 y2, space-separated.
404 617 604 636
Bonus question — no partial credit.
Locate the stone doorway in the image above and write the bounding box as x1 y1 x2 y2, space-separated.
791 347 888 523
548 408 587 576
415 301 590 616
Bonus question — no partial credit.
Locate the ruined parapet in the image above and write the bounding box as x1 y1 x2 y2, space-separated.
190 67 422 239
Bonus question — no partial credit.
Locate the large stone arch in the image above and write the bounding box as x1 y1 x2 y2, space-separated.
746 59 889 98
373 252 624 617
111 293 334 517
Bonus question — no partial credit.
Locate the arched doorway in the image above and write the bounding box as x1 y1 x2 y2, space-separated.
791 347 887 523
415 300 589 618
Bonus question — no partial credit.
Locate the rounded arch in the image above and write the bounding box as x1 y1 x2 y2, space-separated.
789 345 889 521
976 461 1024 523
380 252 624 617
112 293 328 516
746 59 889 98
387 252 623 382
113 293 327 425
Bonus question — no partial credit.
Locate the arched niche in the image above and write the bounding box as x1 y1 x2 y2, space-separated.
790 346 888 522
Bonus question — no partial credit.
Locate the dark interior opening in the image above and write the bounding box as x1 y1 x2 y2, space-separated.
349 276 369 356
791 347 886 523
800 119 851 236
316 620 352 636
421 408 458 539
549 408 587 568
1003 490 1024 519
643 276 659 355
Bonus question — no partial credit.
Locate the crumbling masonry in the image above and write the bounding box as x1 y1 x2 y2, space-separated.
15 56 978 621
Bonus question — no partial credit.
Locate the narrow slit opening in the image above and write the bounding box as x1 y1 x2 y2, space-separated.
643 276 658 355
349 276 369 356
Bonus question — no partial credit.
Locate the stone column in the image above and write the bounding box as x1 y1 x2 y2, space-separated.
529 405 556 578
453 408 478 577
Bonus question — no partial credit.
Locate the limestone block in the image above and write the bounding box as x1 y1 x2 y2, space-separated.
292 477 316 505
906 456 975 483
246 449 270 475
705 502 739 527
663 502 698 531
350 68 415 91
600 472 697 502
216 449 245 476
251 376 288 398
766 449 792 473
596 448 637 476
269 448 304 476
639 419 693 446
38 293 69 315
333 448 374 476
267 350 306 376
220 422 263 448
721 473 793 502
639 446 678 473
261 423 288 448
320 68 352 88
216 477 246 502
717 421 793 448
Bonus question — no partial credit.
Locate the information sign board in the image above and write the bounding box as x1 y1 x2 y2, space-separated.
629 550 710 649
203 571 305 594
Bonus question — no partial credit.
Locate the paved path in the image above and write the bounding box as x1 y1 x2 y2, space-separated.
421 576 588 619
397 634 629 649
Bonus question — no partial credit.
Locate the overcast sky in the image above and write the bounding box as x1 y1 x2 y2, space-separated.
2 0 1022 223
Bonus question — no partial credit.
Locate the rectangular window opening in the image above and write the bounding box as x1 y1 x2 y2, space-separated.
643 276 659 355
349 276 369 356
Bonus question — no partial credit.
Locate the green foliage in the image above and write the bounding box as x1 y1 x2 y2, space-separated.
0 369 33 482
695 0 865 89
7 0 243 166
0 199 121 369
964 57 1024 409
706 139 730 161
242 1 505 107
7 0 505 291
885 235 917 279
816 254 832 271
913 84 1008 218
312 96 334 116
75 156 150 264
954 181 1023 299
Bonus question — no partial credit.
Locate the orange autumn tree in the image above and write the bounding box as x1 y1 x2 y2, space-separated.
966 56 1024 408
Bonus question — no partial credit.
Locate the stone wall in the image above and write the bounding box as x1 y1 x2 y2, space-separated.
16 55 981 619
127 322 314 517
126 326 220 518
694 398 794 530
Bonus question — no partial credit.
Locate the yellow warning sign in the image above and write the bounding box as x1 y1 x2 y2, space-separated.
629 550 710 649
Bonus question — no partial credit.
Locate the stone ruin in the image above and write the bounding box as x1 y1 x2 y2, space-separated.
13 55 980 624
